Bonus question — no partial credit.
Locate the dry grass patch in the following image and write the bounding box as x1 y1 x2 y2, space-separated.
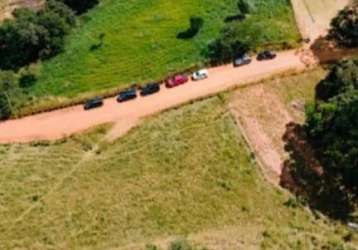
0 95 354 249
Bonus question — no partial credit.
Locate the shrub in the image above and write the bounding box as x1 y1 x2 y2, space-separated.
0 71 21 119
169 238 192 250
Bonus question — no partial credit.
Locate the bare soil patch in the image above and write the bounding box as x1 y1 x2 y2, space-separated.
229 68 327 183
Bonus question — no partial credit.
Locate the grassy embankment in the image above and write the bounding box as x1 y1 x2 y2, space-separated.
0 94 355 249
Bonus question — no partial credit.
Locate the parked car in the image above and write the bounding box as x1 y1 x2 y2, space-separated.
117 88 137 102
192 69 209 81
165 74 188 88
84 97 103 110
257 51 277 61
233 54 252 67
140 83 160 96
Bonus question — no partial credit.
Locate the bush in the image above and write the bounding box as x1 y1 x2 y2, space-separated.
329 2 358 47
0 71 22 119
19 70 37 88
169 238 192 250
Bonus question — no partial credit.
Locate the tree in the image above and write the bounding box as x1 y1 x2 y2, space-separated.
207 24 249 63
329 2 358 47
305 60 358 198
46 0 76 26
315 60 358 101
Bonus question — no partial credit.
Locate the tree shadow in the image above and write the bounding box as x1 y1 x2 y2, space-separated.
176 17 204 40
310 37 358 64
224 14 245 23
280 122 355 220
90 33 105 52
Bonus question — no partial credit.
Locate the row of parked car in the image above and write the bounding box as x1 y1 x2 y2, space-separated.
83 68 209 110
83 51 276 110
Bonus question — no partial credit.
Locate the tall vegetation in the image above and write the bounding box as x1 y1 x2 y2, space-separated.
305 60 358 208
329 1 358 47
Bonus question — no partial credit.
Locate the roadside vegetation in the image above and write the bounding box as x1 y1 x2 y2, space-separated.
0 0 300 118
0 96 354 249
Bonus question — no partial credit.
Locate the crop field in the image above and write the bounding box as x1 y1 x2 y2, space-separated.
0 96 354 249
29 0 300 104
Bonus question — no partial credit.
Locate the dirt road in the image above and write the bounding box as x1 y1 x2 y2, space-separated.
291 0 350 40
0 50 307 143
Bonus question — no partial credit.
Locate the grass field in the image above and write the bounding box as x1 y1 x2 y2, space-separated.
27 0 300 105
0 95 354 249
264 67 327 122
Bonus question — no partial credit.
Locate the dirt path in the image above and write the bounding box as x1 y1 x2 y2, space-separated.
290 0 351 40
0 50 307 143
0 0 43 20
229 85 295 183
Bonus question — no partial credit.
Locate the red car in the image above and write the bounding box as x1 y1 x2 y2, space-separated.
165 74 188 88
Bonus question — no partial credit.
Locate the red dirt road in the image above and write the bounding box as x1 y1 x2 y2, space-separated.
0 50 307 143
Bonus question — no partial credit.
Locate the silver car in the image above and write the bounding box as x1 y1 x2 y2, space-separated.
234 54 252 67
192 69 209 81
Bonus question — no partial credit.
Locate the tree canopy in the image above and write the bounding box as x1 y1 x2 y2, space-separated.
0 1 75 70
305 60 358 198
329 2 358 47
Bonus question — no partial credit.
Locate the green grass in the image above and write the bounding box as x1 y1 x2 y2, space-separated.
0 96 354 250
28 0 300 104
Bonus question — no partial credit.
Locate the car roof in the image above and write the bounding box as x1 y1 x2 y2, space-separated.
198 69 208 73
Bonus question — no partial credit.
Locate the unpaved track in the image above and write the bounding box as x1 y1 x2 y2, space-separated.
0 50 307 143
290 0 351 40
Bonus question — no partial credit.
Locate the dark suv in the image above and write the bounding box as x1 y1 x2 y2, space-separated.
117 88 137 102
140 83 160 96
84 97 103 110
257 51 277 61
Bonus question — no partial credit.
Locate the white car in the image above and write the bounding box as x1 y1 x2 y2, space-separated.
192 69 209 81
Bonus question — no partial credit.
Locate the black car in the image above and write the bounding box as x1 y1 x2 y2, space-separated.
257 51 277 61
140 83 160 96
117 88 137 102
84 97 104 110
